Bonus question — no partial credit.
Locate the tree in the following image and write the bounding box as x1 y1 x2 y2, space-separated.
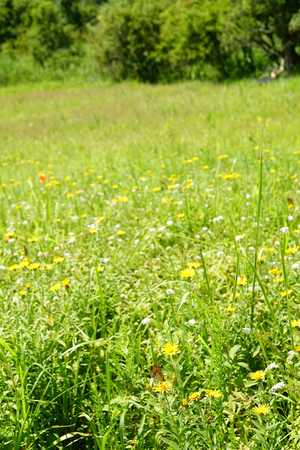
247 0 300 74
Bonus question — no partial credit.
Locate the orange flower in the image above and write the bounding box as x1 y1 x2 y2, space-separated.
38 173 47 182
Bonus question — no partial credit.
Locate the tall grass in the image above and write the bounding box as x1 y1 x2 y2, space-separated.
0 78 300 448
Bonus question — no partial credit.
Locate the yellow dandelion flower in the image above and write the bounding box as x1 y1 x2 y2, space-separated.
280 289 292 296
292 320 300 328
116 231 125 235
295 345 300 352
186 262 200 268
203 165 209 169
61 279 70 287
205 389 222 398
19 260 29 269
273 277 284 283
250 370 265 381
25 283 30 288
88 229 98 234
28 263 40 270
19 290 26 296
153 187 161 192
162 342 179 356
180 268 195 278
177 213 185 218
67 193 74 198
50 283 62 292
97 217 104 223
252 405 271 415
153 380 172 393
28 237 39 243
189 392 201 401
95 267 104 273
226 307 236 313
218 155 228 159
182 399 189 407
53 257 64 264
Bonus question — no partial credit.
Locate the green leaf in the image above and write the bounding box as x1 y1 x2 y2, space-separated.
229 344 241 360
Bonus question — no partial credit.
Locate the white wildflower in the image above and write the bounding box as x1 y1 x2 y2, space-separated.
242 327 251 334
166 289 175 295
270 381 285 392
280 227 289 234
265 362 279 372
141 317 151 325
235 235 244 241
188 319 196 325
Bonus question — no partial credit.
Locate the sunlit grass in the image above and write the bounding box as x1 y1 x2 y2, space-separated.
0 78 300 449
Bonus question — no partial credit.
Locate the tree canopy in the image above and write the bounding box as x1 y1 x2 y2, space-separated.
0 0 299 82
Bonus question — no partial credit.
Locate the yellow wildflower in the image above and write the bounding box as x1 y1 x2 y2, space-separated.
153 380 172 393
189 392 201 401
50 283 62 292
180 268 195 278
250 370 265 381
53 257 64 264
28 237 39 243
162 343 179 356
186 262 200 268
205 389 222 398
252 405 271 415
280 289 292 297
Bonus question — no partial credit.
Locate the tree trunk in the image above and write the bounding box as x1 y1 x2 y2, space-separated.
282 34 300 76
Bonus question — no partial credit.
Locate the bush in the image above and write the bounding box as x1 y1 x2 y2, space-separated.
93 0 174 82
93 0 273 83
26 1 81 66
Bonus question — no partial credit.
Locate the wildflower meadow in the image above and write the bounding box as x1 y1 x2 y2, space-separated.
1 78 300 449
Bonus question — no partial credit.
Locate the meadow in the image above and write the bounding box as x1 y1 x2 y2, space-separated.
0 77 300 449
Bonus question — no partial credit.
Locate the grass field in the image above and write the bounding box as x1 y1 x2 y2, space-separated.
1 77 300 449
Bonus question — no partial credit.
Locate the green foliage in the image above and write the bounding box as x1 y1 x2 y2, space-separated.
26 1 77 65
94 0 300 82
93 0 173 82
0 0 300 83
0 0 105 72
